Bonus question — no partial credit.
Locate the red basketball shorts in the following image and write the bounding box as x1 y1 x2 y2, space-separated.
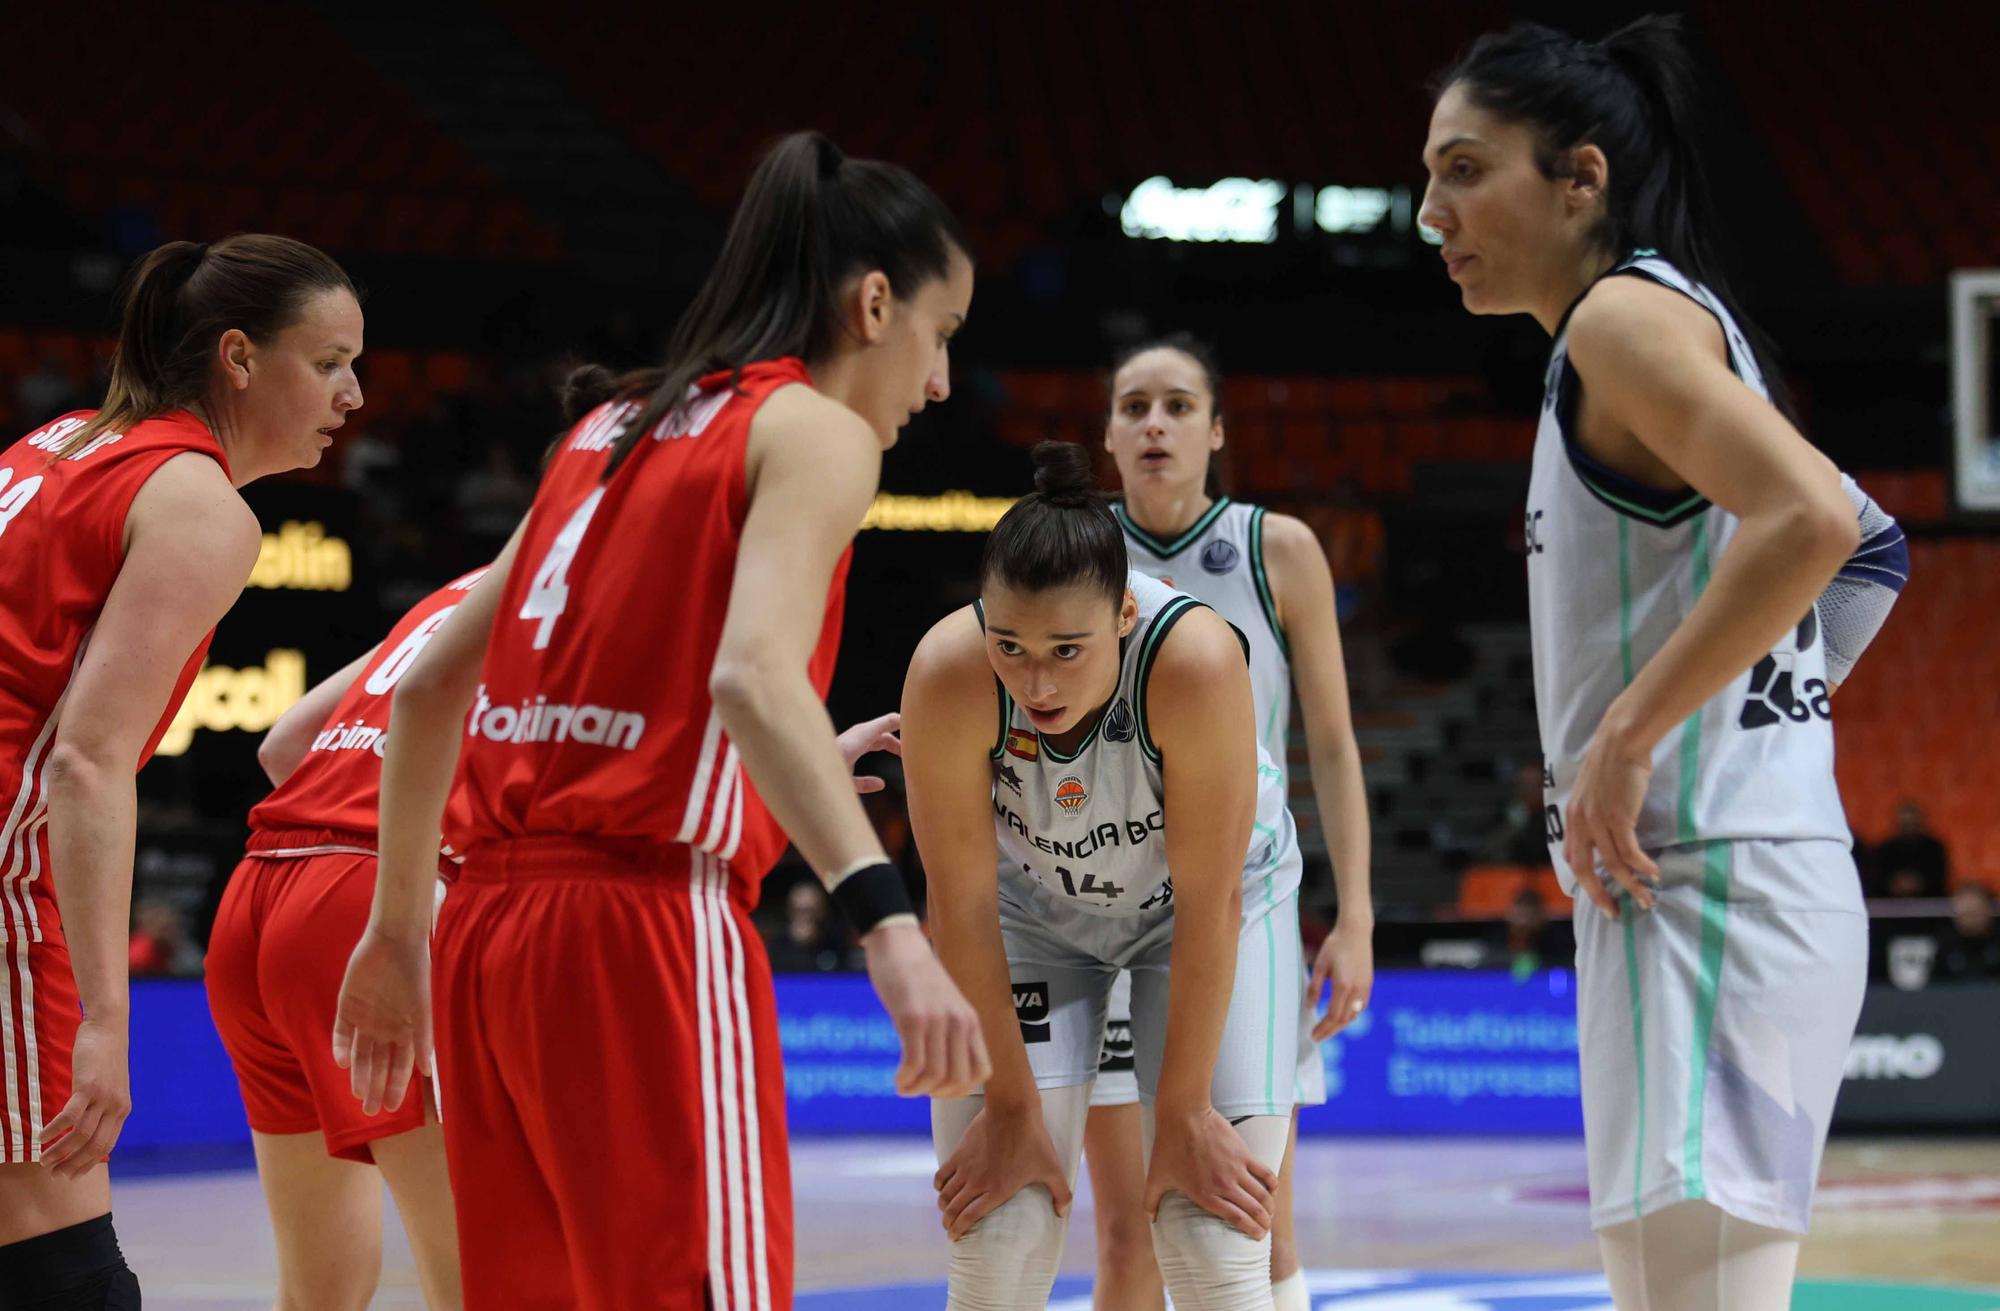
434 837 791 1311
206 833 431 1161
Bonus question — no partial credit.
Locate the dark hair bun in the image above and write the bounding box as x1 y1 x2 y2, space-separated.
1029 440 1099 508
558 362 621 423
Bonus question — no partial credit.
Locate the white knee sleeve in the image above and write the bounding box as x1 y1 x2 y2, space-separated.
1144 1113 1290 1311
934 1084 1093 1311
944 1183 1069 1310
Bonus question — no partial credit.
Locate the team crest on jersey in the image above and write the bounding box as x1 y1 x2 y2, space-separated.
1200 539 1240 575
1104 698 1135 743
1054 775 1089 815
1006 729 1039 761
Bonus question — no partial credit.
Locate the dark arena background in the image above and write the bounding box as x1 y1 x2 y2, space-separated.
3 1 1998 1306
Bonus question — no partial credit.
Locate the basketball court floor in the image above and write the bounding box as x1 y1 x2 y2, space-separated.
122 1135 2000 1308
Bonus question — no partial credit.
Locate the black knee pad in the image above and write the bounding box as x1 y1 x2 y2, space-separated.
0 1213 140 1309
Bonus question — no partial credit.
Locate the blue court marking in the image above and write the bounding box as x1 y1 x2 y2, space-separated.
796 1269 2000 1310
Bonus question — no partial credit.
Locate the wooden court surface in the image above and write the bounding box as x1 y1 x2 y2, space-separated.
122 1136 2000 1307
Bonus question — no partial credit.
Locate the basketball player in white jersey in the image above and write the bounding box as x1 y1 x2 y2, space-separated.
1075 334 1372 1311
903 442 1304 1310
1422 16 1895 1309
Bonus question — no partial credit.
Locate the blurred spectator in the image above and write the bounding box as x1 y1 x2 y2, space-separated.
1937 886 2000 982
16 352 80 429
129 898 199 976
1489 889 1572 981
1482 763 1551 867
1868 800 1950 899
765 880 851 973
455 441 535 546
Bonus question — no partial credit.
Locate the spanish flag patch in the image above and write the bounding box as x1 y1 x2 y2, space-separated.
1005 728 1039 761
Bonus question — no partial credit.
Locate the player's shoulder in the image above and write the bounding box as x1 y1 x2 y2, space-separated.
1147 600 1244 682
753 382 875 452
905 605 995 716
1567 271 1719 367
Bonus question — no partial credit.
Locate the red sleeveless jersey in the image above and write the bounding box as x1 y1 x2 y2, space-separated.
450 358 851 895
246 567 490 849
0 409 231 944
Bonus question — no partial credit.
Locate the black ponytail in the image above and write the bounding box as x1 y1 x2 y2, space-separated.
1436 16 1791 413
591 131 970 476
982 442 1126 605
56 234 354 458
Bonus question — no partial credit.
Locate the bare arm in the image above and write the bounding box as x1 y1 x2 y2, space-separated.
371 530 523 944
334 523 522 1114
710 386 892 886
1142 606 1278 1236
1148 607 1257 1114
1264 513 1373 1034
715 387 984 1098
1563 279 1859 908
39 452 261 1171
256 645 377 785
901 610 1036 1110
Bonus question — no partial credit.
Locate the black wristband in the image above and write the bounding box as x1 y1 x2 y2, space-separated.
829 862 914 936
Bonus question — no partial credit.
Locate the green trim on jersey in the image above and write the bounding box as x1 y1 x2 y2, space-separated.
1247 506 1290 659
1622 910 1648 1222
1115 497 1233 559
1134 596 1204 763
1577 472 1709 528
1684 842 1734 1201
1038 698 1110 764
1674 516 1713 843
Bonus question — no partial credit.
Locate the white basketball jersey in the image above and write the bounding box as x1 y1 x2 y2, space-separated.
984 572 1299 919
1115 498 1293 779
1527 251 1850 890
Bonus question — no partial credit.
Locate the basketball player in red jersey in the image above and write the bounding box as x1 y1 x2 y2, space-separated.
206 570 485 1311
0 235 360 1307
333 131 987 1309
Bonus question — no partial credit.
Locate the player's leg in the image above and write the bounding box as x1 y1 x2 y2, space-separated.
1599 1199 1802 1311
1083 1102 1163 1311
1084 970 1163 1311
1140 1110 1289 1311
934 937 1109 1311
1267 1115 1307 1311
1274 946 1324 1311
0 924 139 1307
934 1082 1094 1311
372 1123 463 1311
248 1130 385 1311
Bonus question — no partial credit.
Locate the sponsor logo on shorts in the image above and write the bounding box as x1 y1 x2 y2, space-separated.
1014 982 1051 1043
1104 698 1135 743
1006 729 1039 761
1200 539 1240 575
1054 776 1088 815
1098 1018 1135 1073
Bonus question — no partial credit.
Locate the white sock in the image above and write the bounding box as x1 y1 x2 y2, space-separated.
1270 1268 1309 1311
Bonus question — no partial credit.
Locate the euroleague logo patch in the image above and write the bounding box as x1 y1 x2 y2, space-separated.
1200 539 1240 575
1054 775 1089 815
1104 698 1136 743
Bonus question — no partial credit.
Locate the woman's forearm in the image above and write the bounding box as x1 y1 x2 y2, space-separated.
1607 501 1856 753
44 745 138 1022
1155 874 1241 1112
931 896 1041 1112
